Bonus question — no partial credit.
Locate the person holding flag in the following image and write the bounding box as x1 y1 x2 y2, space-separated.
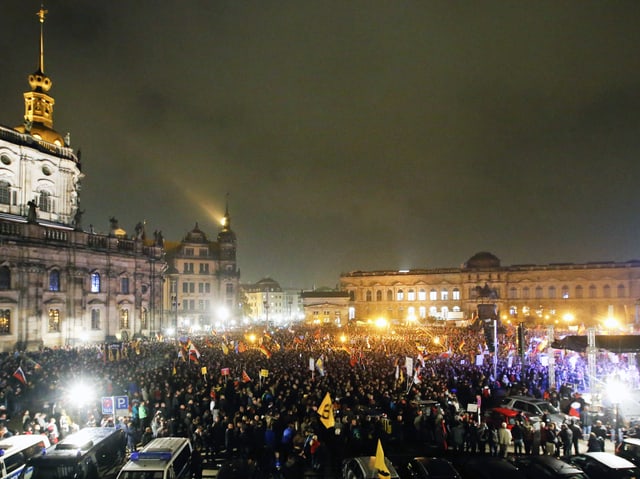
317 392 335 429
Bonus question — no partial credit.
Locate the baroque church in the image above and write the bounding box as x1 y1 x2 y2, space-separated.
0 8 167 351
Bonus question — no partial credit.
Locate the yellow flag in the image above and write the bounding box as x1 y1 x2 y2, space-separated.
375 439 390 478
260 369 269 378
318 392 335 429
201 366 207 376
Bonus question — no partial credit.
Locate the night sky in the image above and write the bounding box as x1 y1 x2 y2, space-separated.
2 2 640 289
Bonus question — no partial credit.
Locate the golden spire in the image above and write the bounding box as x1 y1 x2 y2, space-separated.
37 5 48 73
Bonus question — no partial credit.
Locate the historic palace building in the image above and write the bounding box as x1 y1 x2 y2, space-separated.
340 252 640 328
162 212 240 332
0 8 165 351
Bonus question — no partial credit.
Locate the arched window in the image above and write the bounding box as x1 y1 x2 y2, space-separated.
0 309 10 335
561 285 569 299
407 289 416 301
419 306 426 318
589 285 597 298
0 266 10 290
522 287 530 299
603 285 611 298
0 181 10 205
90 272 100 293
509 306 518 316
429 289 437 301
366 290 372 302
49 270 60 292
38 190 52 213
440 289 449 300
509 287 518 299
348 291 355 301
452 288 460 300
548 286 556 299
418 289 426 301
396 289 404 301
617 284 626 298
575 285 583 299
386 290 393 301
376 290 382 301
535 286 543 299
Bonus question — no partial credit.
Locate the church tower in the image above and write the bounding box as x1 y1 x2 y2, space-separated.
0 6 82 226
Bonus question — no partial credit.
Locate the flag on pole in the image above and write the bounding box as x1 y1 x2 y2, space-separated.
374 439 390 478
259 344 272 359
242 370 252 383
189 344 201 363
13 366 27 385
259 369 269 378
318 392 335 429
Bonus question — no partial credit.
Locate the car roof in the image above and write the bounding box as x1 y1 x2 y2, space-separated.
623 438 640 447
347 456 400 479
513 455 584 475
580 452 637 469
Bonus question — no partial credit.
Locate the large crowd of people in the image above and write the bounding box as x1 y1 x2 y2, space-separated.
0 323 636 477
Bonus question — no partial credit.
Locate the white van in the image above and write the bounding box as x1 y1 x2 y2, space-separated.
116 437 192 479
0 435 50 479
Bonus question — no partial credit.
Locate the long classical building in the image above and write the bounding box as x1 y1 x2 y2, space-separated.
340 252 640 328
0 8 165 351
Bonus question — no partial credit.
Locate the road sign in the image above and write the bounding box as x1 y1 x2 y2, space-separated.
115 395 129 411
102 397 114 415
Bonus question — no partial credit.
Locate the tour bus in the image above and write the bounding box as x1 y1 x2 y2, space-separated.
19 427 126 479
0 435 50 479
116 437 192 479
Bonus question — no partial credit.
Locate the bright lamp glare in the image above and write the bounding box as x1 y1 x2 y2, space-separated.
68 383 95 407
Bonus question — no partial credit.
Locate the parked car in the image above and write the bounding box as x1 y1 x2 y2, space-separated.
616 437 640 466
566 452 639 479
403 457 462 479
501 395 568 425
511 455 588 479
452 456 527 479
343 456 400 479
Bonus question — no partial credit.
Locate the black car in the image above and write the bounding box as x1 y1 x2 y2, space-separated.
403 457 462 479
566 452 639 479
512 455 588 479
616 437 640 466
452 456 527 479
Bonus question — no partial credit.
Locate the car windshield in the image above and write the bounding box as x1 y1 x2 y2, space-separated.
537 402 559 414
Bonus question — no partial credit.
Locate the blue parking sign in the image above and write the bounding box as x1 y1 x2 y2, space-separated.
115 396 129 411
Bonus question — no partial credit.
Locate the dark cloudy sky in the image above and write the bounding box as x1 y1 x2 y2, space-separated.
2 1 640 289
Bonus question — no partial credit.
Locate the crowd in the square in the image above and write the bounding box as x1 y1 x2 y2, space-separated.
0 323 636 477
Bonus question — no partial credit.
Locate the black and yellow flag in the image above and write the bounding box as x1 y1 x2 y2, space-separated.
318 392 335 429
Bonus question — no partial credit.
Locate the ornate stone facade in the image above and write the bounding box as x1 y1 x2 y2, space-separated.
340 252 640 327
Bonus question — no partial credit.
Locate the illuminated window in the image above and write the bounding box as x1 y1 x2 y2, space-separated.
429 289 437 301
429 306 437 316
408 306 415 317
38 190 52 213
349 307 355 319
407 289 416 301
0 266 10 290
522 306 530 315
0 181 10 205
48 309 60 332
562 285 569 299
49 270 60 292
366 290 372 302
603 285 611 298
140 308 148 329
589 285 597 298
376 290 382 301
91 309 101 330
0 309 9 334
575 285 583 298
440 290 448 301
90 272 100 293
418 289 426 301
618 284 626 298
119 309 129 329
509 306 518 316
396 290 404 301
419 306 426 318
452 288 460 300
441 306 449 318
452 306 460 312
